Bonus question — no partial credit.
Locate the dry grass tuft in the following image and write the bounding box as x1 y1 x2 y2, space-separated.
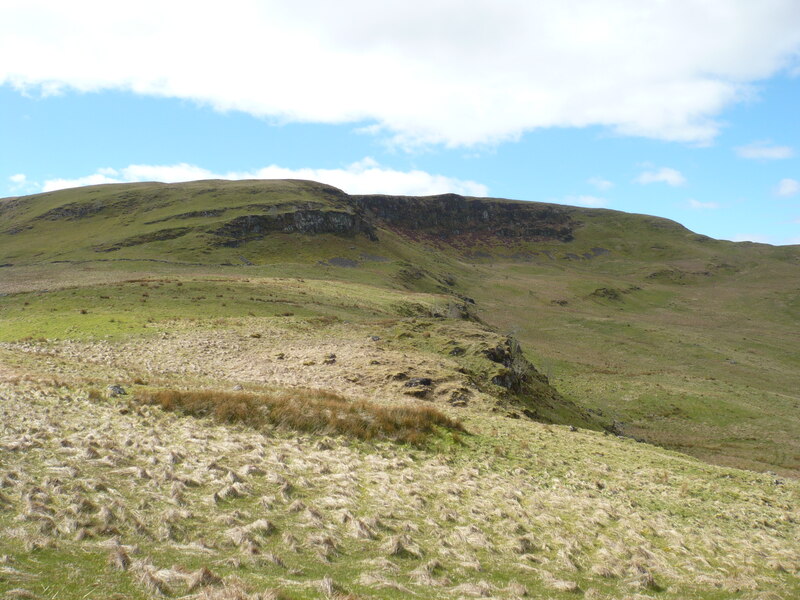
450 580 494 597
195 579 289 600
108 546 130 571
382 534 423 559
350 517 377 540
317 575 358 600
186 566 222 592
543 574 581 593
132 559 170 596
505 580 528 597
136 387 464 444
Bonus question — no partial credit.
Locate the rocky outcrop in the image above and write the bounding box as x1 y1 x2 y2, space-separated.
211 210 378 246
483 337 553 394
479 336 592 423
352 193 575 242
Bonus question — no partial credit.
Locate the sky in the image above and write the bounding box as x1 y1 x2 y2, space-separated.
2 1 800 244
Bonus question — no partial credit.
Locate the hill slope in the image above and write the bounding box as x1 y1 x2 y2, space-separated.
2 179 799 475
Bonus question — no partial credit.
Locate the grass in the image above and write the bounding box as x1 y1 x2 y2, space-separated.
0 277 447 342
466 248 800 475
136 387 465 445
1 380 798 599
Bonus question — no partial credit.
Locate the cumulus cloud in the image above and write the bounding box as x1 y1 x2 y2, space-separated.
635 167 687 187
7 172 37 194
40 159 489 197
2 1 800 147
587 177 614 191
688 198 719 209
550 195 608 208
735 141 794 159
776 178 799 197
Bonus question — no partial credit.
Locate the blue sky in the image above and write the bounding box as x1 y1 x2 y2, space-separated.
2 1 800 244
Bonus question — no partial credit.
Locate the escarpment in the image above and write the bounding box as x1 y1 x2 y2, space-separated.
352 193 576 242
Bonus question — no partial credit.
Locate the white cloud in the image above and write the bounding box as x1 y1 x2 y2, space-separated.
776 178 800 197
550 195 608 208
2 2 800 147
735 141 794 159
636 167 687 187
7 172 37 194
688 198 719 209
40 159 489 197
587 177 614 191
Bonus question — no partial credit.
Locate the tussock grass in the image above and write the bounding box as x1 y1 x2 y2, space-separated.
136 387 465 445
2 381 800 599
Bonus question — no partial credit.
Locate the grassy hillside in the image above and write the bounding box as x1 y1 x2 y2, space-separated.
1 179 799 598
2 179 799 475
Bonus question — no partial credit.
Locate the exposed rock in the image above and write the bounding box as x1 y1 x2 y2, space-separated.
404 378 433 388
352 194 576 243
212 210 377 247
403 377 433 399
106 385 127 398
477 336 592 424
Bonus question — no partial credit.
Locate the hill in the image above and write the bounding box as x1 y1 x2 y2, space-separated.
2 179 799 474
0 179 799 598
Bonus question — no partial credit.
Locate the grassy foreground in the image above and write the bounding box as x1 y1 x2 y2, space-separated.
1 380 798 599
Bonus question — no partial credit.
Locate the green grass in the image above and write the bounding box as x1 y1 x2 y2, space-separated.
0 276 449 342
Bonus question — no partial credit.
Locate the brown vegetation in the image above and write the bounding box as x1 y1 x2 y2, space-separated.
135 387 465 444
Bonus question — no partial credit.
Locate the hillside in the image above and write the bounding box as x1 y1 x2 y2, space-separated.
0 179 799 598
2 179 799 475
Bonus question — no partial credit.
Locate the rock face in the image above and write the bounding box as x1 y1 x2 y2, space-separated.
210 193 575 247
352 194 576 242
212 210 378 246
